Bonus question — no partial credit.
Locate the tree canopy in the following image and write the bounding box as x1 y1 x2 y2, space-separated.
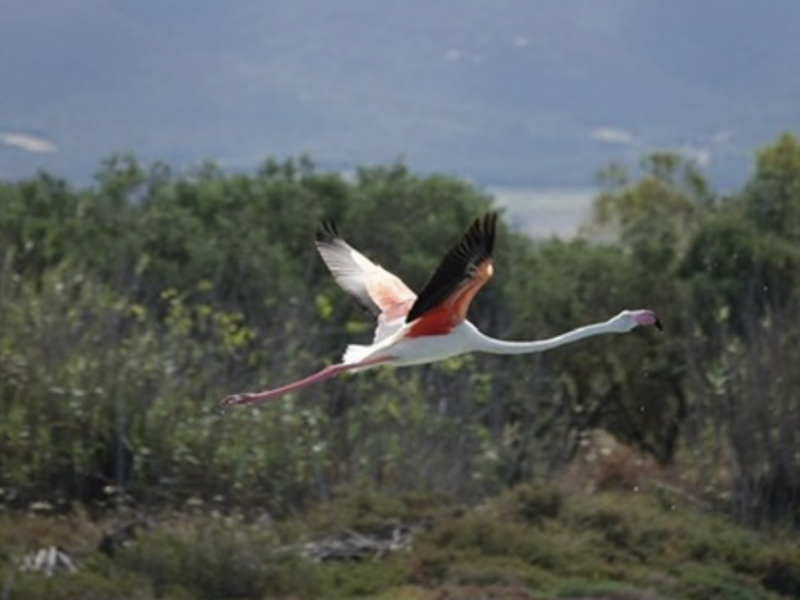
2 133 800 527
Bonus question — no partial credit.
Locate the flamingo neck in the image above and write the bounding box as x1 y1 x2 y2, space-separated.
472 319 622 355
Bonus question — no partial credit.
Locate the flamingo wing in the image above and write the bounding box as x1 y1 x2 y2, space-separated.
315 221 417 326
405 212 497 332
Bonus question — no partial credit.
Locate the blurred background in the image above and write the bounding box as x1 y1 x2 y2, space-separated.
2 0 799 235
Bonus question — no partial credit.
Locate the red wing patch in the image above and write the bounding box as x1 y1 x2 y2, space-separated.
406 258 494 338
406 306 458 337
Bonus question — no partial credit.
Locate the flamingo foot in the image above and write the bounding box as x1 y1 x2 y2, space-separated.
219 393 254 410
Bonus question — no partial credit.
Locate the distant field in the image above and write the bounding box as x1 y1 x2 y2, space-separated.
487 186 595 239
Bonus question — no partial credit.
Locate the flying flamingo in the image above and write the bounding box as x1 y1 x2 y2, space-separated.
221 212 661 409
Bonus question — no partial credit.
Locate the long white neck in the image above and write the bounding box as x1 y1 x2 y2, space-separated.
469 318 625 355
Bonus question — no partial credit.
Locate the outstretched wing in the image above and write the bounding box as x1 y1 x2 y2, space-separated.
406 212 497 326
315 221 417 325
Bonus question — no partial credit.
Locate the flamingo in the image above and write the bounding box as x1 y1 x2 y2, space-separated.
221 212 661 409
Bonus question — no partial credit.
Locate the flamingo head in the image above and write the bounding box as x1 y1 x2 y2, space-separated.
610 309 663 333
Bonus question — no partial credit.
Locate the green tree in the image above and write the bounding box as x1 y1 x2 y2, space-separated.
742 132 800 241
590 152 712 271
568 152 711 464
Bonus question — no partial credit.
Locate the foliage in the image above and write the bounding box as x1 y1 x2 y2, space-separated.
1 133 800 535
3 486 799 600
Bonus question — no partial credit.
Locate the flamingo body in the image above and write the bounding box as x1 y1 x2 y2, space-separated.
221 213 661 409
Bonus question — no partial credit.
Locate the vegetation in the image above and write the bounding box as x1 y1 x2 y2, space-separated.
1 132 800 598
2 485 800 599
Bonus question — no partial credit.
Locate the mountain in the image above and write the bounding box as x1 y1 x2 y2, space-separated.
1 0 798 191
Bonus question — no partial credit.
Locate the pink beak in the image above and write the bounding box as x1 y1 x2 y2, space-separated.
635 309 663 331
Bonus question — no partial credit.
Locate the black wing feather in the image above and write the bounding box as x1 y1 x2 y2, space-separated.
406 212 497 323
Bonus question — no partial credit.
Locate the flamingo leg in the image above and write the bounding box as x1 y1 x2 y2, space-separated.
219 356 391 410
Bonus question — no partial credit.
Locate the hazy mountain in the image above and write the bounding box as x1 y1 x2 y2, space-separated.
2 0 798 191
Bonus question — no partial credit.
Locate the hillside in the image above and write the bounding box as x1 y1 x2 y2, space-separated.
2 0 799 189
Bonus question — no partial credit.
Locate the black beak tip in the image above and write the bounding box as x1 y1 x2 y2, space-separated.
655 318 663 332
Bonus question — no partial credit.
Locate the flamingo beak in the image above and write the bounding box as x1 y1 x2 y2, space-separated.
635 310 663 331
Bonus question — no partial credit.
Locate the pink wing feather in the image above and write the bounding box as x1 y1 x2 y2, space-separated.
315 222 416 341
